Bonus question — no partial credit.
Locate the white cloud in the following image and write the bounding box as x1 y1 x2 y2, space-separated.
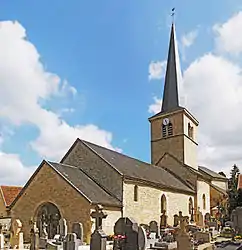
213 11 242 55
148 61 167 80
148 97 162 114
0 21 120 184
149 12 242 175
181 30 198 48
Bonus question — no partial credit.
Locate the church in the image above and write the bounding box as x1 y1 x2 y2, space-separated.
4 23 227 243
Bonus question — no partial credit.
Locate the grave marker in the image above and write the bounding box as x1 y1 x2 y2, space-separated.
63 233 77 250
58 218 67 241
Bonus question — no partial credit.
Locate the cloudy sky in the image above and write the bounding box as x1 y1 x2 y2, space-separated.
0 0 241 185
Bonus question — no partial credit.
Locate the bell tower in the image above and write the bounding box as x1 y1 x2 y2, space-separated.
149 23 199 170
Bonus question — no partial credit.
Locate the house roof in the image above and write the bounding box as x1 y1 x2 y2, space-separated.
198 166 227 180
81 140 195 194
48 161 122 207
238 174 242 190
0 186 22 207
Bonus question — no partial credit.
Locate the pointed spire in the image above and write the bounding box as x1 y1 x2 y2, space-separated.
161 21 182 113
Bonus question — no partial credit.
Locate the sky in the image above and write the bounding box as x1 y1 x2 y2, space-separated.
0 0 242 185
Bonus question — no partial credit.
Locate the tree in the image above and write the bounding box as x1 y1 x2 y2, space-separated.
237 188 242 207
227 164 240 215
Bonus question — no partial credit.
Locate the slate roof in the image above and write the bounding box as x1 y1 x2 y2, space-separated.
82 140 195 194
198 166 227 180
48 161 122 207
0 186 22 207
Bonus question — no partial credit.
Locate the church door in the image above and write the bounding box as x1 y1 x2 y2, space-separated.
35 202 61 239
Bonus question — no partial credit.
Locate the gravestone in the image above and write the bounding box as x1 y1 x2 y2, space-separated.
149 221 158 239
160 210 168 228
39 220 48 249
63 233 77 250
18 232 24 250
90 230 107 250
58 218 67 241
173 214 179 227
114 217 139 250
138 226 147 250
194 231 211 244
204 213 211 226
72 222 83 244
231 207 242 234
196 208 204 227
90 204 108 250
30 221 40 250
10 219 23 249
176 212 191 250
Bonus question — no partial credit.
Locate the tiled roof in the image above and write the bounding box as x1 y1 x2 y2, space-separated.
238 174 242 190
80 140 195 194
0 186 22 207
48 162 122 207
198 166 227 180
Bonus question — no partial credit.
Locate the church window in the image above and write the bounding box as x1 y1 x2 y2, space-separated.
162 123 173 137
162 125 167 137
188 123 194 139
202 194 206 210
134 185 138 202
168 123 173 136
161 194 167 213
188 197 193 214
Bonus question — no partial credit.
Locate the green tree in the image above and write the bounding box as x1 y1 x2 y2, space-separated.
227 164 240 215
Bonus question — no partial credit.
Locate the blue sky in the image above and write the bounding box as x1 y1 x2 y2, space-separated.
0 0 242 184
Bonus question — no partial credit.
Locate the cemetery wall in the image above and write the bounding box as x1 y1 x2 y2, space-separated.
122 182 194 226
62 140 123 201
211 180 227 191
197 180 210 215
10 162 92 243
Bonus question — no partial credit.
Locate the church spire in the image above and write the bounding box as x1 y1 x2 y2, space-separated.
161 20 182 113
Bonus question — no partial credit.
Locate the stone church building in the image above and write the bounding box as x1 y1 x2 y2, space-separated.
6 23 227 243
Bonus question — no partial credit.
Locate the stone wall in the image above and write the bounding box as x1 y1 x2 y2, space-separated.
10 163 92 243
122 182 194 226
211 180 227 191
197 180 210 215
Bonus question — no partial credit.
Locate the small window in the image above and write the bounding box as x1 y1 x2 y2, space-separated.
134 185 138 202
202 194 206 210
168 123 173 136
161 194 167 213
188 123 194 139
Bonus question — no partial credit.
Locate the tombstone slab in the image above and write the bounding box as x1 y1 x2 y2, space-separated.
63 233 78 250
90 229 107 250
138 226 147 250
72 222 83 244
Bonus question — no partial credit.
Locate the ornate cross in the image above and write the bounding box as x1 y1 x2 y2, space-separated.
90 204 107 231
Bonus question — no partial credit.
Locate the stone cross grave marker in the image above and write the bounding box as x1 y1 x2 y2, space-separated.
90 204 108 250
58 218 68 241
91 204 107 231
72 222 83 245
173 214 179 227
63 233 77 250
10 219 22 249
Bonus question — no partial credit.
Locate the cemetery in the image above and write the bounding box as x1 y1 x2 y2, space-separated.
0 203 241 250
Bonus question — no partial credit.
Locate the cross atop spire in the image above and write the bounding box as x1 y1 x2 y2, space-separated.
161 17 182 113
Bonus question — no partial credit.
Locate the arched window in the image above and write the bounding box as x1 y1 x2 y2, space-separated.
188 123 194 139
134 185 138 202
161 194 167 213
188 197 193 214
202 194 206 210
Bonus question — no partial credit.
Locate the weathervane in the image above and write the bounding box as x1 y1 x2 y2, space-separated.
171 8 175 23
